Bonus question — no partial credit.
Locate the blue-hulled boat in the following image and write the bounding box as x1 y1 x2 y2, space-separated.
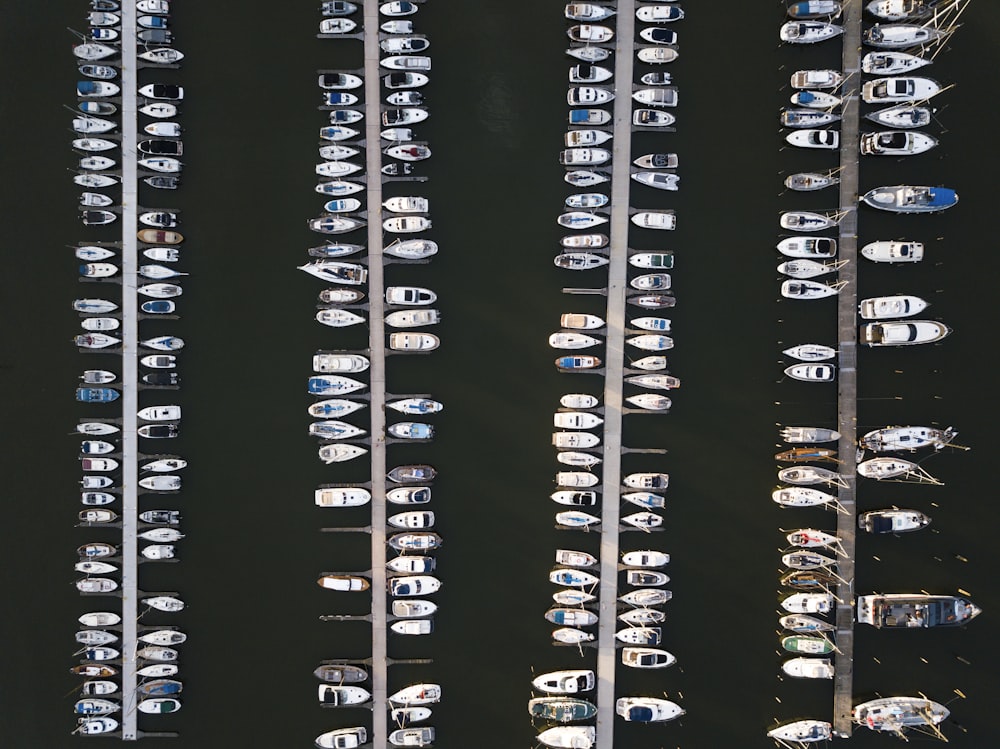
76 388 120 403
861 185 958 213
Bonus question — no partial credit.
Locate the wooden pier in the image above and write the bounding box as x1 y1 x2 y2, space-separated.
361 1 388 746
832 0 863 737
118 0 140 740
593 1 636 747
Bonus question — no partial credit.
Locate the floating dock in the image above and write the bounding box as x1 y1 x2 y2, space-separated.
593 1 636 747
118 0 140 740
832 0 863 737
361 1 389 746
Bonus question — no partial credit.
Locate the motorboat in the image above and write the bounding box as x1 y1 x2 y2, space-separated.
387 397 442 414
859 295 928 320
386 554 436 574
767 720 832 743
640 71 673 86
565 170 609 187
773 486 838 507
315 487 371 508
631 211 676 230
554 549 598 568
319 125 361 143
553 431 600 449
561 233 608 249
381 0 417 14
79 543 117 558
626 334 673 351
632 152 678 169
790 69 844 89
387 421 434 441
137 229 183 245
631 172 679 191
636 5 684 22
623 472 669 490
616 697 684 723
788 0 842 17
384 72 429 89
389 333 440 351
864 23 945 48
786 129 840 149
298 261 368 285
632 109 675 127
554 252 609 270
384 238 438 259
853 696 949 734
866 0 943 21
138 48 185 64
319 17 357 33
78 717 119 735
785 364 837 382
383 196 429 214
555 355 601 370
73 116 115 134
777 237 837 258
388 727 435 746
528 696 597 723
569 63 612 84
785 172 840 191
81 680 119 696
860 508 931 533
560 313 605 330
862 185 957 213
632 87 678 107
381 108 428 126
622 550 669 568
313 354 370 373
137 405 180 422
308 216 366 235
628 295 675 310
317 575 370 592
139 508 182 524
77 578 118 594
861 320 950 346
625 571 669 587
80 262 118 278
637 46 679 64
73 42 117 61
780 21 844 43
862 50 930 75
780 211 838 231
138 475 181 492
318 73 363 91
782 591 835 614
81 455 119 471
554 472 598 490
858 593 981 628
625 394 671 411
551 490 597 506
564 193 609 210
549 332 600 349
78 509 117 524
389 575 440 597
387 465 437 484
318 445 368 464
537 726 595 749
559 147 611 166
639 27 677 44
569 107 612 126
567 24 614 42
141 354 176 369
565 3 615 21
545 608 598 627
77 80 120 98
315 727 367 749
316 309 365 327
621 647 676 669
319 288 365 305
866 104 933 128
381 55 431 71
532 669 595 695
557 212 607 230
862 76 942 104
77 388 120 403
389 684 441 707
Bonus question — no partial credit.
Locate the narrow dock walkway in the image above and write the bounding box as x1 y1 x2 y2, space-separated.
118 1 140 740
832 0 862 736
361 2 388 746
594 2 636 747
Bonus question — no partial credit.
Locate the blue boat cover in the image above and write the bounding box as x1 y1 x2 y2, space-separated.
77 81 98 94
927 188 957 207
797 91 818 103
628 706 654 722
569 109 589 123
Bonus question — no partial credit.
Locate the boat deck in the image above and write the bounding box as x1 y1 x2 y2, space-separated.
593 2 636 748
119 0 139 740
833 0 862 737
362 2 389 747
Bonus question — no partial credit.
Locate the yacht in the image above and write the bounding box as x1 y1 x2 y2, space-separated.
786 129 839 149
631 171 679 190
781 108 840 128
388 533 442 552
862 185 958 213
785 363 835 382
556 472 599 488
621 647 676 669
788 0 842 17
315 728 367 749
388 684 441 706
864 23 945 48
639 27 677 44
861 239 923 262
790 69 844 89
384 238 439 259
567 24 614 42
528 696 597 722
549 568 599 586
861 320 950 345
866 104 932 129
782 279 841 299
860 130 937 155
298 261 368 285
626 334 673 351
381 55 431 71
862 50 930 74
859 295 928 320
862 76 942 103
532 670 595 694
780 211 838 231
772 486 837 507
859 508 931 533
615 627 661 645
318 445 368 464
779 21 844 43
554 252 609 270
785 171 839 191
866 0 943 21
632 109 675 127
637 46 679 64
853 696 949 734
537 726 595 749
626 394 671 411
778 466 842 486
387 397 442 414
636 5 684 22
858 593 981 628
616 697 684 722
623 472 669 489
389 333 440 351
767 720 832 743
387 487 431 505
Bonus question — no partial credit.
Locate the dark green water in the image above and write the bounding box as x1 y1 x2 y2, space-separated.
1 0 999 746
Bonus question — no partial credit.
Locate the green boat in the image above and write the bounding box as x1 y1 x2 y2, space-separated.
527 697 598 723
781 635 834 655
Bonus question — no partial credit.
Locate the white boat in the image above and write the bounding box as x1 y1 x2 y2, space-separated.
386 555 436 574
626 394 671 411
620 588 671 606
556 471 599 487
630 355 668 371
860 508 932 534
773 486 838 507
565 3 615 21
315 161 363 178
853 696 950 734
381 1 418 16
319 17 357 33
549 332 600 350
309 421 367 440
780 21 843 43
564 193 609 210
862 76 942 103
553 412 603 429
861 240 924 264
537 726 594 749
632 87 678 107
860 130 937 155
616 696 684 722
565 46 611 63
383 196 429 214
384 238 438 259
636 5 684 22
560 313 604 330
138 48 185 64
785 171 839 191
626 334 673 352
298 261 368 285
557 212 607 230
615 627 661 644
554 252 609 271
73 43 118 61
780 211 838 231
622 647 675 669
313 354 370 374
622 550 669 568
386 309 440 328
781 426 840 444
388 684 442 706
73 116 116 134
859 295 928 320
381 108 428 126
138 475 181 492
569 63 612 84
139 102 177 119
767 720 832 743
631 211 676 230
79 611 121 627
561 233 608 249
864 23 945 49
553 432 600 449
381 55 431 71
137 283 182 299
138 156 182 172
384 72 428 89
564 170 609 187
631 171 680 191
777 236 837 258
781 279 842 299
315 488 371 508
318 685 371 706
790 69 844 89
78 717 119 735
622 491 665 509
75 561 118 576
389 333 439 351
567 24 613 42
788 0 843 18
76 423 120 438
633 109 676 127
318 444 368 464
779 466 843 486
781 592 835 614
866 104 933 129
786 129 839 149
862 50 930 74
392 600 437 618
637 46 679 64
861 320 950 346
559 147 611 166
556 511 601 528
388 727 435 746
785 363 836 382
639 27 678 44
554 549 598 568
778 259 838 278
77 578 118 593
564 129 612 148
138 405 180 421
316 728 367 749
387 398 442 415
556 451 601 468
860 425 955 453
623 472 669 489
532 669 595 694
